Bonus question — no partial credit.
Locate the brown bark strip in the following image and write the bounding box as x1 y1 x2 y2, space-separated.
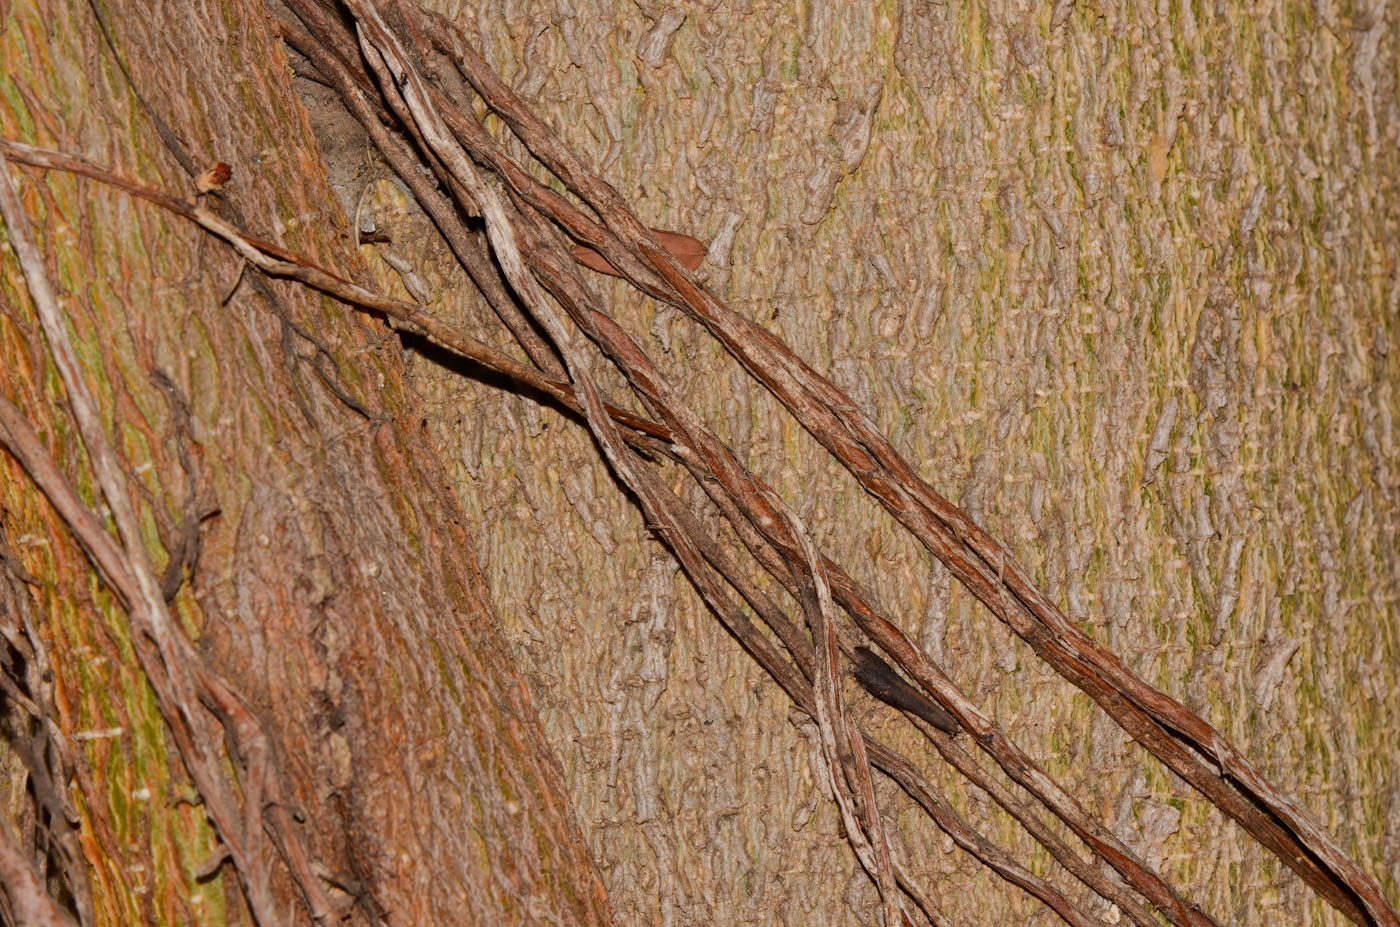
0 140 663 445
271 1 567 378
0 540 93 927
783 501 907 927
0 141 333 278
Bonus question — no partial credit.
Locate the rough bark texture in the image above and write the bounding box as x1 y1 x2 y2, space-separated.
1 1 1397 926
354 1 1398 925
0 2 610 926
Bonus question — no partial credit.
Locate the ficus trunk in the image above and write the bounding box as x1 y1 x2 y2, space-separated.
1 1 1396 926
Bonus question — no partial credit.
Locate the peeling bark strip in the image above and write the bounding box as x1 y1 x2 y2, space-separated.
0 817 77 927
261 3 1394 926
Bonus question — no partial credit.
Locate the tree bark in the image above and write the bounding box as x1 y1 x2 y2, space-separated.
0 2 610 925
1 2 1397 927
387 2 1400 925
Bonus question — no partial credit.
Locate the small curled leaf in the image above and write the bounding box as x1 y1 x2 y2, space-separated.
572 228 705 278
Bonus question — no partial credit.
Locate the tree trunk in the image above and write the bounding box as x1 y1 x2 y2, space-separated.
1 1 1397 927
0 2 610 925
387 2 1400 925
